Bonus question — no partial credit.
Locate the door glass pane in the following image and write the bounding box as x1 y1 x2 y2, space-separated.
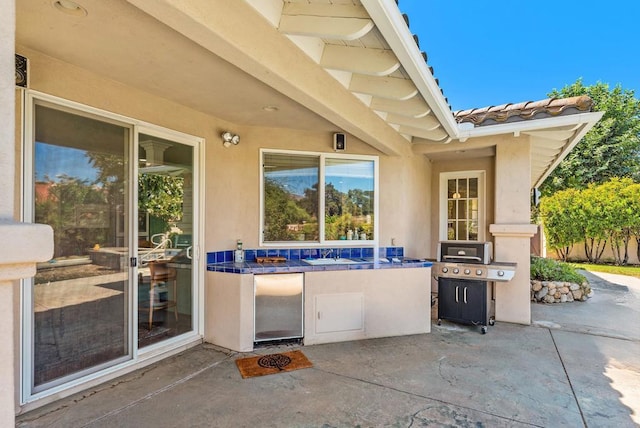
324 158 375 241
469 178 478 198
457 200 467 219
32 104 130 389
457 221 467 241
262 153 319 242
458 179 468 198
447 200 455 218
137 135 193 348
447 179 456 199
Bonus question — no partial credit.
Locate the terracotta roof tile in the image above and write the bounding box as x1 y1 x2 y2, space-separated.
454 95 594 126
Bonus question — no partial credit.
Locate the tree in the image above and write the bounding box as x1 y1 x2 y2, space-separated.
539 188 584 261
263 178 314 241
579 185 608 263
541 178 640 265
540 80 640 196
138 174 184 223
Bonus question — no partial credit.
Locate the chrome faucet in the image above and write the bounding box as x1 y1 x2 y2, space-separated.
322 249 334 259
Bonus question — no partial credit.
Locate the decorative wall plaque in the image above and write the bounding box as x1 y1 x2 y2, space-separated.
15 54 27 88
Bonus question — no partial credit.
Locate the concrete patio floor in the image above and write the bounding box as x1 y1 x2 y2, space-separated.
17 271 640 427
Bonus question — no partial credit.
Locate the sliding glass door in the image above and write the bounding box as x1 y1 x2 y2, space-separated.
23 95 201 399
29 102 132 391
136 133 194 348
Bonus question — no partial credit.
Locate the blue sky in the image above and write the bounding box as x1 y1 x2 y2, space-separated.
35 143 97 182
398 1 640 111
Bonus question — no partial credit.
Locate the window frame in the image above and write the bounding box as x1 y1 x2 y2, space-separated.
260 148 379 247
439 170 486 242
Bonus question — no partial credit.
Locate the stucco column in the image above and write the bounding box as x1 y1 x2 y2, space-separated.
1 1 53 421
490 139 536 325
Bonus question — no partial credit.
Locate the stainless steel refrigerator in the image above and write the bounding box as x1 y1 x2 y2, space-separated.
254 273 304 342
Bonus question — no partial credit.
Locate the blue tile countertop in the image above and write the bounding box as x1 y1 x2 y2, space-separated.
207 257 432 274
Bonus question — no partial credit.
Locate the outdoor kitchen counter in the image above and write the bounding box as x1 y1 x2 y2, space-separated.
206 257 432 274
205 259 432 352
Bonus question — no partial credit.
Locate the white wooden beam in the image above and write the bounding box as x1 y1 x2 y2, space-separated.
321 45 399 76
349 75 418 100
385 112 441 130
283 3 370 19
279 15 373 40
371 95 431 117
399 125 448 141
127 0 411 156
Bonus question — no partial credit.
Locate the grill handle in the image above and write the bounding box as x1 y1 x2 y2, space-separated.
442 255 483 262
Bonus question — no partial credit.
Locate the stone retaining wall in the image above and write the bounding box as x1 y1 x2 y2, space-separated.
531 280 592 303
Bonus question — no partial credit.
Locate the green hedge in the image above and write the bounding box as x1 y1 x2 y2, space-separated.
531 256 586 284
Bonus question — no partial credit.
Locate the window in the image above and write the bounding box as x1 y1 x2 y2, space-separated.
261 150 377 245
440 171 485 241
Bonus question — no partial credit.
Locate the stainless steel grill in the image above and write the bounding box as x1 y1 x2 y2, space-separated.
434 240 516 282
433 241 517 334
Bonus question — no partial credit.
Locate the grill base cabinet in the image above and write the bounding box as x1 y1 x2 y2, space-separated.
437 278 492 334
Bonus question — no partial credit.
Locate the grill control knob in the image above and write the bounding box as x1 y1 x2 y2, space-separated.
464 269 471 275
442 267 448 273
452 268 459 274
476 269 483 276
497 270 505 277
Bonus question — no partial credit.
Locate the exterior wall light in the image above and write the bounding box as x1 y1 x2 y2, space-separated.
221 132 240 148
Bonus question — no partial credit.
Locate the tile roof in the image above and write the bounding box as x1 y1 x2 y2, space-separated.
454 95 594 126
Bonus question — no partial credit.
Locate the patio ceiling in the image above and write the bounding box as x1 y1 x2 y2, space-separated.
16 0 459 155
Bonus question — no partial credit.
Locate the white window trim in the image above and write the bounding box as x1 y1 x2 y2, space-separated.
20 90 205 406
260 148 379 247
439 170 486 242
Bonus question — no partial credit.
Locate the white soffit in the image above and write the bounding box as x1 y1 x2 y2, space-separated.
266 0 456 144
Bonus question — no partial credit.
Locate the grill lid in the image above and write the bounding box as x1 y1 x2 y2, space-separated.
438 241 492 264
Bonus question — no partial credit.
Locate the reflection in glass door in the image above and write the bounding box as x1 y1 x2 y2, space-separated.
136 134 193 348
30 103 131 391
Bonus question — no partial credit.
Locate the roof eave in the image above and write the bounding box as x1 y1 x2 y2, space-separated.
532 112 603 188
361 0 459 140
457 111 604 141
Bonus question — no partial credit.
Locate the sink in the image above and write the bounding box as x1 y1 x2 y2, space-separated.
303 258 358 265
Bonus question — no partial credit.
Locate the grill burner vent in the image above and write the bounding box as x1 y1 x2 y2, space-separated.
435 241 516 282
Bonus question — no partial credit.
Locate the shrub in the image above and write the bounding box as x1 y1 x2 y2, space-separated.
530 256 586 284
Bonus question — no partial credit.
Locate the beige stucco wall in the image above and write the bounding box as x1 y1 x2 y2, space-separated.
205 126 432 254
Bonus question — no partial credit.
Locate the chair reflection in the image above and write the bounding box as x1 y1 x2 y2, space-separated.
140 260 178 330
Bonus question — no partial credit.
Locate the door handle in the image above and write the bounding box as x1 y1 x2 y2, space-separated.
463 287 467 304
455 286 459 303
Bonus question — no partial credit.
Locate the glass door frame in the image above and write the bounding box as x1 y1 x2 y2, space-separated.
20 90 204 405
438 170 486 242
134 125 202 355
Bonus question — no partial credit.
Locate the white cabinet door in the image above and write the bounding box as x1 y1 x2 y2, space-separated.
314 293 364 334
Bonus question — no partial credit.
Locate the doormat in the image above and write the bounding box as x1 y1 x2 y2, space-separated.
235 350 312 379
